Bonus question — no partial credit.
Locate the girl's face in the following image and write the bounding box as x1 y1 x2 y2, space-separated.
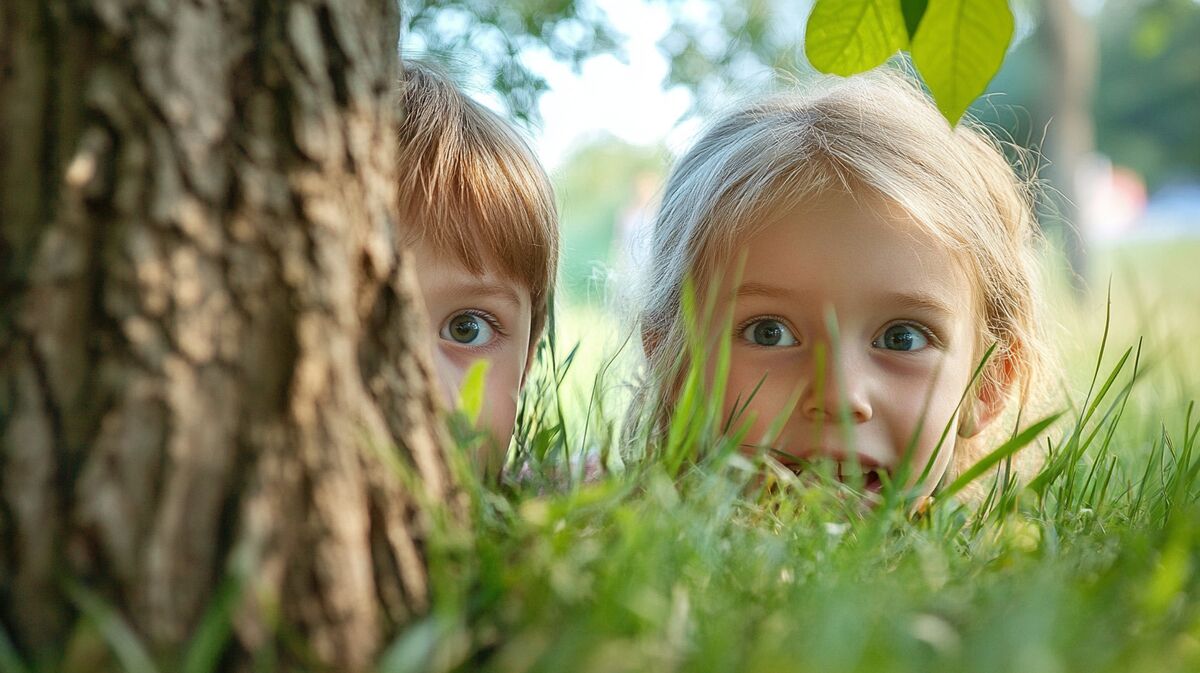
710 187 981 501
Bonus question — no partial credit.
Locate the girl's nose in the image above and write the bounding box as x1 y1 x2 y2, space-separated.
799 347 873 423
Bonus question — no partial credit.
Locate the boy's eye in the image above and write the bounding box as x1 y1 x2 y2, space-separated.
441 312 496 346
741 319 797 347
874 323 929 352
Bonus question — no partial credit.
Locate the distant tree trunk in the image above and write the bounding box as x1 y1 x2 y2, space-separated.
0 1 459 670
1039 0 1097 295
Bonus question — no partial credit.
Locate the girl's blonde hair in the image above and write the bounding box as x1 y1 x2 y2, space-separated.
636 69 1055 478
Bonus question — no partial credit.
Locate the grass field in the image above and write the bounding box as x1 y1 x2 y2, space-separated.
5 241 1195 673
390 238 1200 673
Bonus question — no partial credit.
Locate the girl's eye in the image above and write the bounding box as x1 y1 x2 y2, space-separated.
741 319 798 347
440 312 496 346
874 323 930 352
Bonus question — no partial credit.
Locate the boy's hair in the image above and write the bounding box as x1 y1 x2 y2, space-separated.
635 68 1056 479
397 62 558 344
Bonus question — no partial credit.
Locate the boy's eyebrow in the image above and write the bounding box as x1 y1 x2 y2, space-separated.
442 280 523 307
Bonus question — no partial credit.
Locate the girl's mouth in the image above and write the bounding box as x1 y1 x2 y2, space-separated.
861 469 884 493
777 459 888 494
836 464 885 493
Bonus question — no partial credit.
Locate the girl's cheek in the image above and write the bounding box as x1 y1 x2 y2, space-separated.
721 350 768 401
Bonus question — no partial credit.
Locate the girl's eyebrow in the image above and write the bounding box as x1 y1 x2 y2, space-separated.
882 292 955 320
734 284 955 320
735 282 799 300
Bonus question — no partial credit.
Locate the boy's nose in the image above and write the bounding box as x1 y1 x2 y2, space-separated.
799 347 873 424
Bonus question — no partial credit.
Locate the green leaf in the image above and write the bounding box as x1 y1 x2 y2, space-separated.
805 0 910 76
901 0 929 40
910 0 1014 124
457 359 491 426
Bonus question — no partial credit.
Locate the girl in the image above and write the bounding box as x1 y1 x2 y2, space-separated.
633 70 1057 502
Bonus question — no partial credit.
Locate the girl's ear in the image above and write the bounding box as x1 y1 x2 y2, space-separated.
958 354 1017 439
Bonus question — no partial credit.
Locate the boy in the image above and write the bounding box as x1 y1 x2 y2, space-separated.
396 63 558 475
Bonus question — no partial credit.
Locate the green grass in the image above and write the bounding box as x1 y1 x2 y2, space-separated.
6 241 1197 673
405 239 1200 673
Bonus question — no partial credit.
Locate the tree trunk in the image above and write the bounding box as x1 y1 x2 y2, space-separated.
1039 0 1097 296
0 1 459 670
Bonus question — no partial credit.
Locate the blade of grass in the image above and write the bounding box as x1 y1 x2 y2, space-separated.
62 579 160 673
940 413 1062 501
913 343 999 492
181 546 250 673
0 625 29 673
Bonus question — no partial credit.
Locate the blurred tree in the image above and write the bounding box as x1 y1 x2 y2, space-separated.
554 137 666 300
975 0 1200 294
403 0 622 122
1039 0 1097 293
413 0 1200 293
405 0 1023 124
1093 0 1200 189
981 0 1200 192
657 0 1018 124
406 0 1020 125
657 0 812 111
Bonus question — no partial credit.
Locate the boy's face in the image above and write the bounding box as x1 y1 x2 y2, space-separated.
708 188 985 501
410 239 533 475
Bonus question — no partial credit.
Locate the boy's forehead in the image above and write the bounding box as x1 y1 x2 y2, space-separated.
404 214 541 281
408 237 532 306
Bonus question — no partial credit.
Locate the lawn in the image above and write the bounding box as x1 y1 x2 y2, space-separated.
389 238 1200 673
14 241 1195 673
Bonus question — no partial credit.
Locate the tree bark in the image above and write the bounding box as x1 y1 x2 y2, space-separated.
1039 0 1097 295
0 1 458 669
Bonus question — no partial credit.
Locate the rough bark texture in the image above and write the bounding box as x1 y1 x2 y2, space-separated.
0 1 458 669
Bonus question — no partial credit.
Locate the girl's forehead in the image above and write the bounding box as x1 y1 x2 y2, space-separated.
738 187 949 256
718 188 980 304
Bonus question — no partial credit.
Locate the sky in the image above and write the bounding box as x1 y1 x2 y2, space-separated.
496 0 701 171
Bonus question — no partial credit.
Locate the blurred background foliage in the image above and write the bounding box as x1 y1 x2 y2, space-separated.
552 139 665 300
976 0 1200 219
404 0 1199 306
1090 0 1199 189
402 0 623 123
